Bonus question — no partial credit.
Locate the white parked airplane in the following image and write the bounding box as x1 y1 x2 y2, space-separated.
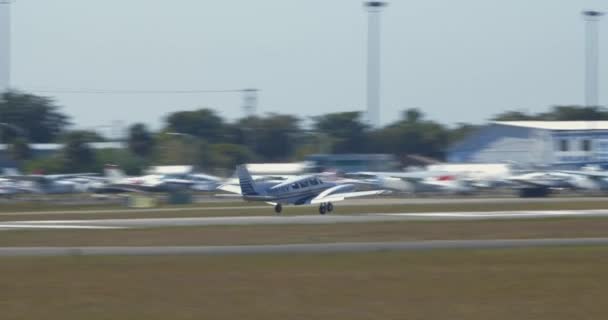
0 178 25 196
554 168 608 192
219 165 388 214
505 171 577 197
90 165 193 193
2 169 99 194
346 171 474 195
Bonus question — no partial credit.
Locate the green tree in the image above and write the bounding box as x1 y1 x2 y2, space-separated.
403 108 424 123
491 106 608 121
23 156 65 174
447 123 480 146
57 130 105 143
155 132 200 165
235 114 301 161
369 109 448 159
312 111 368 153
491 110 537 121
539 106 608 120
0 91 70 143
208 143 255 170
165 108 225 143
95 149 148 176
62 132 96 172
127 123 155 157
9 137 31 162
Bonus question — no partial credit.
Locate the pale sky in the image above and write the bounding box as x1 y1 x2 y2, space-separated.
7 0 608 134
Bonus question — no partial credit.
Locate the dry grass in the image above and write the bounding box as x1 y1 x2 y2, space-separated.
0 198 255 213
4 218 608 246
0 247 607 319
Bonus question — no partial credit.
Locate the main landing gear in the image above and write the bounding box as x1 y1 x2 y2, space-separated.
318 202 334 215
274 203 282 214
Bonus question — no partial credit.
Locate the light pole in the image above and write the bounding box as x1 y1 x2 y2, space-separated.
364 1 387 129
242 88 259 118
582 10 604 107
0 0 11 92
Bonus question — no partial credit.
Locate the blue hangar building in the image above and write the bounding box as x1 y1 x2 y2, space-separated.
447 121 608 169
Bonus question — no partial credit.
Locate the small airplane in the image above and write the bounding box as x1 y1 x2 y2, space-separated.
346 171 474 195
218 165 389 214
90 165 194 193
506 171 574 197
553 166 608 193
1 169 99 194
0 178 25 197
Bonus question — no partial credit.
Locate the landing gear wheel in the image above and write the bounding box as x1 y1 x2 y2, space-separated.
274 204 282 214
327 202 334 213
319 203 327 215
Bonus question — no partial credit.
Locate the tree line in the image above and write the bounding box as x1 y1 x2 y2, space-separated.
0 90 604 174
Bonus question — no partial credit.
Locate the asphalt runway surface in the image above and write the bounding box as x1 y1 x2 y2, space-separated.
0 238 607 257
3 209 608 230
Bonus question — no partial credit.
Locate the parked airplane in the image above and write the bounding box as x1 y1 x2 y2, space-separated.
346 171 474 195
506 171 574 197
553 168 608 193
219 165 388 214
90 165 193 193
2 169 99 194
0 178 26 196
184 173 224 192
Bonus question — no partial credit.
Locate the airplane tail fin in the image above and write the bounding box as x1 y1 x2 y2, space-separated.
236 164 260 196
104 164 126 183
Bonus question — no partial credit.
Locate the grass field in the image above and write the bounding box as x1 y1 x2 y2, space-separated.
3 218 608 246
1 247 607 319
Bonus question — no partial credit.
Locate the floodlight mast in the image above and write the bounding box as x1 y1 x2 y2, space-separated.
364 1 387 129
582 10 604 108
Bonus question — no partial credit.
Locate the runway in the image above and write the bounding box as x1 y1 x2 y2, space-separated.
3 209 608 230
0 238 607 256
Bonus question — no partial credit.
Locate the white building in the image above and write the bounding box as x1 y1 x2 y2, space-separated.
448 121 608 169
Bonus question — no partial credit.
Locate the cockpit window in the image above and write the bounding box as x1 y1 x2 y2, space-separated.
310 178 318 185
291 183 300 189
300 180 309 188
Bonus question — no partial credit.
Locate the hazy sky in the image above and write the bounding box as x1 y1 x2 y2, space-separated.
8 0 608 133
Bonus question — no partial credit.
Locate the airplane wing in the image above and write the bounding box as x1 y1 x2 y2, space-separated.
309 189 389 204
507 178 548 188
46 173 99 180
5 173 98 182
93 185 148 193
507 173 571 189
558 170 608 179
348 171 446 183
2 175 41 181
217 184 242 194
306 183 389 204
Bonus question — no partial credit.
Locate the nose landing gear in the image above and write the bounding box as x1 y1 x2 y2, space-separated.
274 203 282 214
